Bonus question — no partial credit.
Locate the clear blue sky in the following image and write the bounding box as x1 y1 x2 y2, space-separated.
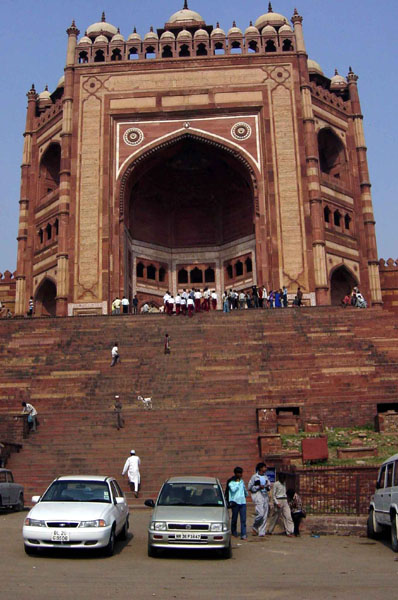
1 0 397 273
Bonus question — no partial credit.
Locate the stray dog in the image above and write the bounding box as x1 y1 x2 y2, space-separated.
138 395 152 410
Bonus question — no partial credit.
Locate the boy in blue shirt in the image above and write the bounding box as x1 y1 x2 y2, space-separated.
226 467 248 540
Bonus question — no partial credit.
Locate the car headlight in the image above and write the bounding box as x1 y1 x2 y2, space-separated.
210 523 223 532
79 519 107 528
151 521 167 531
24 518 46 527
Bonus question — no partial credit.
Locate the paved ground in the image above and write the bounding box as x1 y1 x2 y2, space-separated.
1 509 397 600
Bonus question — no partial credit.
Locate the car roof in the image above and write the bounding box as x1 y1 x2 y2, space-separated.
381 453 398 465
165 476 219 484
55 475 112 482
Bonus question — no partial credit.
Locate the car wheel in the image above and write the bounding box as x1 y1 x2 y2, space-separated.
148 542 159 558
391 514 398 552
220 542 232 559
367 508 380 539
118 517 129 541
24 544 37 556
104 526 116 556
14 493 24 512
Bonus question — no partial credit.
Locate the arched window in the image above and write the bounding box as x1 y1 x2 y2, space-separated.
145 46 156 59
344 213 351 230
226 264 233 279
318 128 347 179
265 40 276 52
128 47 139 60
178 268 188 284
147 264 156 280
46 223 52 241
196 43 207 56
282 39 293 51
159 267 166 282
94 49 105 63
324 206 331 223
179 44 190 57
214 42 225 55
136 262 145 278
235 261 243 277
162 45 173 58
39 143 61 199
38 229 44 244
245 257 253 273
248 41 258 53
54 219 59 236
205 267 215 282
190 267 203 284
111 48 122 61
334 210 342 227
230 41 242 54
78 51 89 64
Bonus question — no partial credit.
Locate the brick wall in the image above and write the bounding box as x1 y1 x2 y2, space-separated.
379 258 398 313
0 271 16 315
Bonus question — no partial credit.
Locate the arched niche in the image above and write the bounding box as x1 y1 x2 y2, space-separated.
34 278 57 316
318 128 347 181
39 143 61 199
330 265 358 306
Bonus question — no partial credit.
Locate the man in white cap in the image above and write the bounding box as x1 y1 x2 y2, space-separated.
122 449 141 498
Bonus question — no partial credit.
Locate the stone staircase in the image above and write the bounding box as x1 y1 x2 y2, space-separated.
1 306 398 503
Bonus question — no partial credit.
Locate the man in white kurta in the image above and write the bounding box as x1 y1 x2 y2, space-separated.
122 450 141 497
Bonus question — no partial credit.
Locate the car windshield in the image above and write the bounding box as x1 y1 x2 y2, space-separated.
41 480 112 503
157 482 224 507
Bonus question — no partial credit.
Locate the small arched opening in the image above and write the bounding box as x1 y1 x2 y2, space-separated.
78 51 89 64
344 213 351 230
147 264 156 280
282 39 293 51
265 40 276 52
248 40 258 53
162 45 173 58
35 278 57 317
179 44 190 57
129 47 139 60
226 264 233 279
245 257 253 273
196 43 207 56
111 48 122 61
45 223 52 241
94 49 105 63
230 41 242 54
205 267 215 283
324 205 331 224
159 267 166 283
136 262 145 278
178 268 188 284
190 267 203 284
145 46 156 59
214 42 225 55
235 261 243 277
334 210 342 227
318 128 347 180
330 265 358 306
39 143 61 199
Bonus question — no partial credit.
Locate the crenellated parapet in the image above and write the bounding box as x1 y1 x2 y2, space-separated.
0 271 17 315
379 259 398 312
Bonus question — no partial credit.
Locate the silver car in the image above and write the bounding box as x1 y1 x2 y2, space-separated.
23 475 129 556
0 469 24 511
145 476 231 558
368 453 398 551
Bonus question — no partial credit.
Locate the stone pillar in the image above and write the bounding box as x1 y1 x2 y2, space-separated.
15 84 37 315
292 9 328 305
347 67 382 306
56 20 80 316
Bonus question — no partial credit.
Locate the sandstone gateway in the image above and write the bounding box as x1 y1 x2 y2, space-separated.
14 3 381 316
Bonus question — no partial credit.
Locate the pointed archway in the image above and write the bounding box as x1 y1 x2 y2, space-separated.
35 278 57 316
330 265 357 305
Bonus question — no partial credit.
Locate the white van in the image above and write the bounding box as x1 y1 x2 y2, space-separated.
368 453 398 551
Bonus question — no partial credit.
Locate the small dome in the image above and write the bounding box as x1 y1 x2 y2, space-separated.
255 3 289 30
144 26 158 41
279 24 293 33
78 34 92 45
210 23 226 37
228 22 242 36
330 69 347 90
128 28 141 42
308 58 324 76
160 30 176 41
177 28 192 40
245 22 259 35
193 28 209 39
56 76 65 89
87 12 117 39
262 25 277 35
167 4 204 25
111 29 125 43
94 34 108 44
38 86 51 101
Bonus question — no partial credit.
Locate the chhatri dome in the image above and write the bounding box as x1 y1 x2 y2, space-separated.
255 2 289 30
86 12 117 40
167 1 205 25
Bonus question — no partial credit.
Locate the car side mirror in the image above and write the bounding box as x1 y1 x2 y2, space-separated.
115 497 125 504
144 499 155 508
31 496 40 503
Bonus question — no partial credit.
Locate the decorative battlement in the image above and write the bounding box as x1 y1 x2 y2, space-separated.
310 81 349 113
379 259 398 313
0 271 16 315
35 98 63 127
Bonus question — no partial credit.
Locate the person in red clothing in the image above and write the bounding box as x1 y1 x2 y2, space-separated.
164 333 170 354
211 290 218 310
187 297 194 317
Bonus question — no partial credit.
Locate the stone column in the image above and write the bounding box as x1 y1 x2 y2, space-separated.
347 68 382 305
56 20 80 316
15 84 37 315
292 9 328 305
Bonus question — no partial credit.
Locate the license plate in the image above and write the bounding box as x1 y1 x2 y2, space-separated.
52 530 70 542
174 533 201 540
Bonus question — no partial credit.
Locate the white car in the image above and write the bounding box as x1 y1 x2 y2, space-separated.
23 475 129 556
368 453 398 552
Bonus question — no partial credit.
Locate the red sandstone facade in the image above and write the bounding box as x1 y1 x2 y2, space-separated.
14 3 382 316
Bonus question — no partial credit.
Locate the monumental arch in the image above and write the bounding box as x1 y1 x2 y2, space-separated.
14 3 382 316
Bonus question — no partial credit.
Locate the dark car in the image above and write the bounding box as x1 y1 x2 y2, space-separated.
0 469 24 510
